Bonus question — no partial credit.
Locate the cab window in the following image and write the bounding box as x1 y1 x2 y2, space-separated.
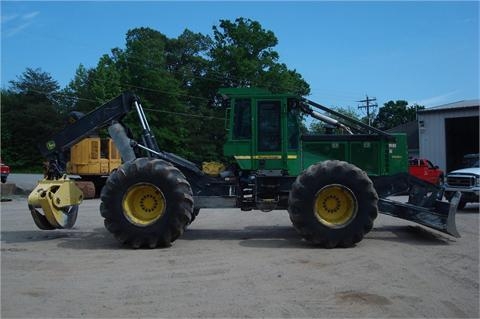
258 100 281 152
287 99 300 150
233 98 251 140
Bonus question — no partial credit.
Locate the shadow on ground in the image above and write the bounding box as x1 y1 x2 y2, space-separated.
1 228 120 250
1 223 455 251
182 225 312 249
369 225 455 246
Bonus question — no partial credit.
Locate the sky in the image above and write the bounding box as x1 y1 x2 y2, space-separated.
1 1 479 113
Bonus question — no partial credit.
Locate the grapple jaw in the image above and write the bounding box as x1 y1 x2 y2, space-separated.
372 173 461 238
27 175 83 229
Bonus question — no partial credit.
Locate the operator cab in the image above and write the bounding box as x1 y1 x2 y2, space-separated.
221 88 301 174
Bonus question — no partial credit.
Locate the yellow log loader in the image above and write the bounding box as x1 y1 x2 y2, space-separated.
66 137 121 198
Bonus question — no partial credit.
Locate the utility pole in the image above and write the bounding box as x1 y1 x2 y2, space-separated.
357 95 378 126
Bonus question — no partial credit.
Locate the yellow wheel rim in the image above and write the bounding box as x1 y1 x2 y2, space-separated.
122 183 166 227
314 184 358 228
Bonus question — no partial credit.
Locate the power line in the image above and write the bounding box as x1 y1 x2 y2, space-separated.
26 89 225 121
143 108 224 121
357 95 378 126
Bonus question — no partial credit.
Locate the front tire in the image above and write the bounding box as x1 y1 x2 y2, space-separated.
288 160 378 248
100 158 193 248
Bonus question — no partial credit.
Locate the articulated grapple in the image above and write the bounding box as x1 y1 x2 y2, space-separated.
27 89 460 248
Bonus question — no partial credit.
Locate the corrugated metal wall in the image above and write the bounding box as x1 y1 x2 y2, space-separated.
418 107 479 172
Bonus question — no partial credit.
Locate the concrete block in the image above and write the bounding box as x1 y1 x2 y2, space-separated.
1 183 16 196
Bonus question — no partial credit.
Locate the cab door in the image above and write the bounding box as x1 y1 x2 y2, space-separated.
255 99 283 170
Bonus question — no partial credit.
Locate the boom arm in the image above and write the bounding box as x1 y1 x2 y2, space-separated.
38 93 137 159
39 92 204 179
300 98 394 139
299 100 354 134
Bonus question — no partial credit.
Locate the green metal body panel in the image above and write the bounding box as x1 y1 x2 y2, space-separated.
387 133 409 174
221 88 408 177
301 133 408 176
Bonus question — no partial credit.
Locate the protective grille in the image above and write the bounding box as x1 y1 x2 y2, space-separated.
447 175 475 187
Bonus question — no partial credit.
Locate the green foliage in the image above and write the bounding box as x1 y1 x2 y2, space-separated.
1 69 63 169
210 18 310 96
62 64 102 113
9 67 60 95
91 55 123 103
211 18 279 85
372 100 425 130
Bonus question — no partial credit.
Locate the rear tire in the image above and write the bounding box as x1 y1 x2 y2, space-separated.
288 160 378 248
100 158 193 248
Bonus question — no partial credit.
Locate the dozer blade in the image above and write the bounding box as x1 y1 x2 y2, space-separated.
378 192 460 238
27 175 83 229
372 173 461 238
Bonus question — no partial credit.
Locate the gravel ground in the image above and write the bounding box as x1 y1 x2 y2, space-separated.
1 190 478 318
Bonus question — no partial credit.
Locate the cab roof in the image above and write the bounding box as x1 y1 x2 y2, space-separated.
218 87 297 99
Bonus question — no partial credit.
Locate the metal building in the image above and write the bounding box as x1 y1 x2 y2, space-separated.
418 100 479 173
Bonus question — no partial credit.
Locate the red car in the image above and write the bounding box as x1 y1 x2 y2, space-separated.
408 158 444 185
1 160 10 183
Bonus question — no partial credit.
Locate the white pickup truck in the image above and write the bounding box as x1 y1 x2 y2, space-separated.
444 154 479 209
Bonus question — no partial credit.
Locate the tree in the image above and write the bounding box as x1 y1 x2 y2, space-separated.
9 67 59 96
165 29 213 95
61 64 99 113
120 28 194 159
90 55 123 103
372 100 424 130
209 18 310 96
164 29 224 162
210 18 278 86
1 68 63 169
